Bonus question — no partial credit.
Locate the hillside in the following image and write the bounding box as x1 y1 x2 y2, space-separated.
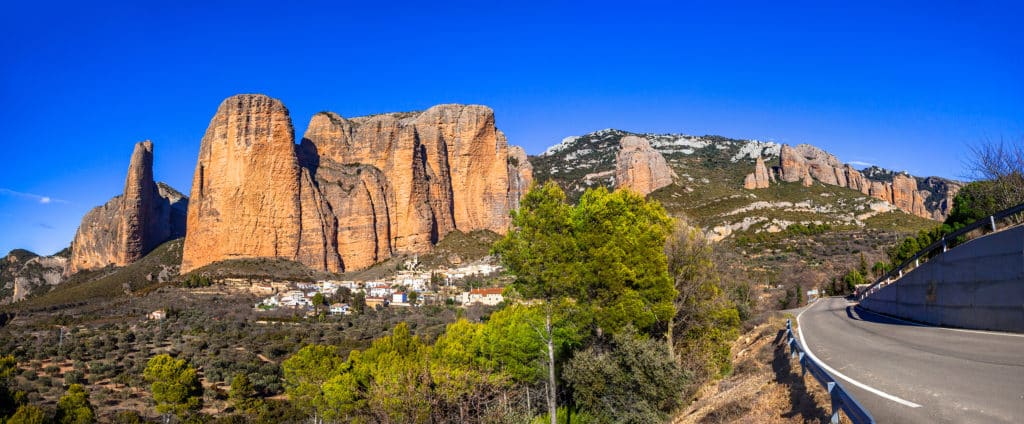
531 129 941 293
9 238 184 312
0 249 67 305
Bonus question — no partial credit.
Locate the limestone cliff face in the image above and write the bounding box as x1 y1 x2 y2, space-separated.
507 145 533 211
779 145 807 183
794 144 842 186
315 163 394 271
67 141 187 275
297 167 342 272
182 96 531 273
892 174 928 218
182 94 321 273
68 196 123 274
844 166 867 193
1 250 66 304
615 136 676 195
302 105 524 259
776 143 941 220
919 176 962 221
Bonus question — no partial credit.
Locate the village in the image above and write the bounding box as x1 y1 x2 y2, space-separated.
244 259 507 316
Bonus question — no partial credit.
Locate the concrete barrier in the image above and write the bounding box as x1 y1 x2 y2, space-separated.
860 225 1024 332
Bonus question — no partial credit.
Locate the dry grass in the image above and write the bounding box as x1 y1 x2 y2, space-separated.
673 314 852 424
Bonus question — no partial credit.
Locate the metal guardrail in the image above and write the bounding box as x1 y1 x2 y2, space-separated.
785 319 875 424
858 202 1024 300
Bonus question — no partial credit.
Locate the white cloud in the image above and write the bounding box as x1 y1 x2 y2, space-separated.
847 161 875 168
0 188 68 204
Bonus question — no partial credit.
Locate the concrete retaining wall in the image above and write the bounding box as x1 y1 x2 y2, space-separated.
860 225 1024 332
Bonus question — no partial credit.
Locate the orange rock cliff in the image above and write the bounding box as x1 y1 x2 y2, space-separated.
180 94 533 273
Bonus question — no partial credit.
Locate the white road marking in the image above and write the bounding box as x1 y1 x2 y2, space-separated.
796 300 923 408
853 305 1024 338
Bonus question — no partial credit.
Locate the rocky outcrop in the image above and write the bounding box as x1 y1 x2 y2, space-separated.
182 96 531 273
801 172 814 187
743 157 771 189
507 145 533 210
793 145 842 186
315 163 394 271
67 141 187 275
779 145 807 182
776 143 944 220
181 94 314 273
892 174 928 218
919 176 962 221
1 250 67 304
615 136 676 195
845 165 867 193
868 181 892 202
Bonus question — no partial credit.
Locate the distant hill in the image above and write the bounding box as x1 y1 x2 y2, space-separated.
530 129 944 289
0 249 66 305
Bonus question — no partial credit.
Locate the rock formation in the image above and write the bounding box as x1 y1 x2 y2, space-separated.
775 143 943 220
779 145 807 183
743 157 771 189
801 172 814 187
919 176 962 221
844 165 867 193
508 146 534 210
182 95 532 273
892 174 928 218
181 95 318 272
793 144 842 186
615 136 676 195
868 181 891 202
67 141 187 275
1 250 67 304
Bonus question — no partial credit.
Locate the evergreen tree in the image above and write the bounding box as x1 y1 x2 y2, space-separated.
56 384 95 424
143 354 203 424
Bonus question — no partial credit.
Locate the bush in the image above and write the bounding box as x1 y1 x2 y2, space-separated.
181 274 213 288
563 327 684 423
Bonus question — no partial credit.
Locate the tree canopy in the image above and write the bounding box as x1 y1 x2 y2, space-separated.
56 384 95 424
495 182 676 336
143 354 203 422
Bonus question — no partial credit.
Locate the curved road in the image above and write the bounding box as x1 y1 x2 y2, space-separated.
797 297 1024 423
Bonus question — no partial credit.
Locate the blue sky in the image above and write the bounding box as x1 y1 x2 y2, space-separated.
1 1 1022 255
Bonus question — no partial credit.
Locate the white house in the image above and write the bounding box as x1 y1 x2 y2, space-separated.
392 292 407 304
281 290 311 307
330 303 350 315
368 286 391 298
462 287 504 306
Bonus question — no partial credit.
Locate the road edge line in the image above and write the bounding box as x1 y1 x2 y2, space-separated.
796 299 923 408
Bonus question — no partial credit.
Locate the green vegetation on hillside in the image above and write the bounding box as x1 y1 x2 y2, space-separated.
13 239 184 312
254 184 744 423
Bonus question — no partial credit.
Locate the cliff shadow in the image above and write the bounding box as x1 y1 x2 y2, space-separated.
297 138 322 179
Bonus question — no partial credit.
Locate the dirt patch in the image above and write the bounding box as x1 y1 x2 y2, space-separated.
673 314 851 424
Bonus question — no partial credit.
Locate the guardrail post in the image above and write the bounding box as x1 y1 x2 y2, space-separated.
914 258 919 268
942 238 948 252
827 382 840 424
990 215 997 232
798 352 806 376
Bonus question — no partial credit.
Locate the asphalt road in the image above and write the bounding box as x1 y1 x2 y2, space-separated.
797 297 1024 423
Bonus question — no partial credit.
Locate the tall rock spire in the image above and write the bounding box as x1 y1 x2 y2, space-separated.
67 141 187 275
